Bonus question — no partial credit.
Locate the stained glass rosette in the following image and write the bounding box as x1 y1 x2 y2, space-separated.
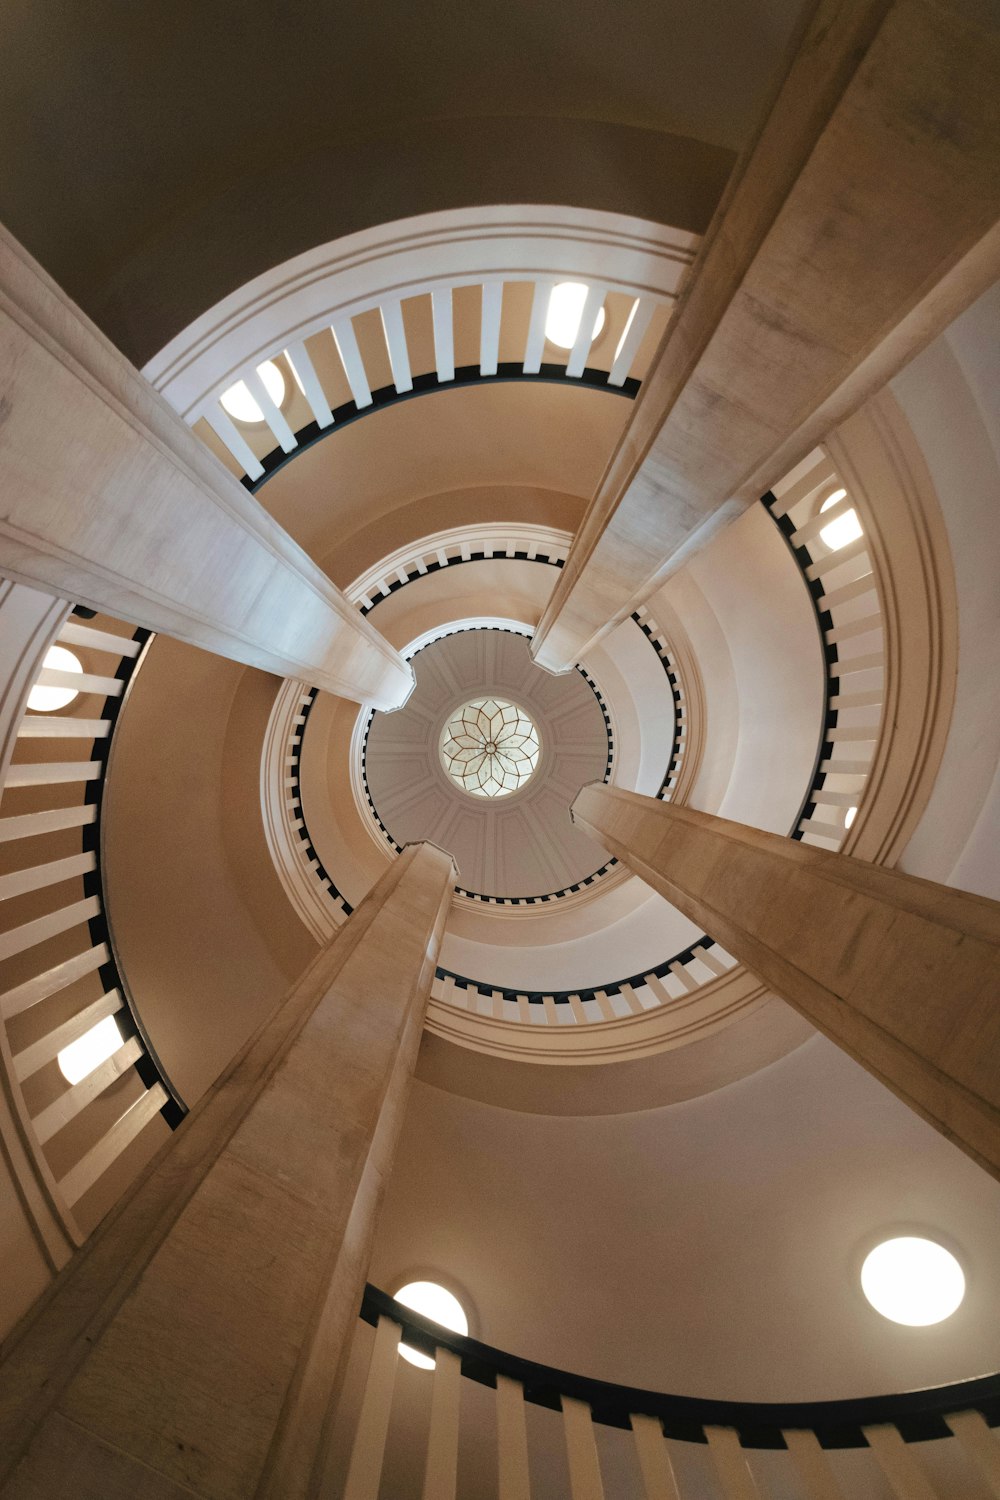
440 697 540 798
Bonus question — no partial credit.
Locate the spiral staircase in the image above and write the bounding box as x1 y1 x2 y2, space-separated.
0 4 999 1498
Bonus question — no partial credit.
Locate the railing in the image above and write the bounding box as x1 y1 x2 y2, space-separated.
0 608 185 1243
188 276 665 488
269 529 722 1025
763 450 885 853
339 1286 1000 1499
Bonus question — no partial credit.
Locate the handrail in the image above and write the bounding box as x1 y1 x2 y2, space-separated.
360 1285 1000 1449
244 362 641 494
180 275 660 486
761 450 885 854
0 605 186 1246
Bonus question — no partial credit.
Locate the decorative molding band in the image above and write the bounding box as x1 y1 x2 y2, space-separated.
143 205 699 416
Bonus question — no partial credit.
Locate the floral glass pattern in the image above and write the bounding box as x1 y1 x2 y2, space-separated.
440 697 540 798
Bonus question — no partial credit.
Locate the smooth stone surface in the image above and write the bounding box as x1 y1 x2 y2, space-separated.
573 784 1000 1181
533 0 1000 671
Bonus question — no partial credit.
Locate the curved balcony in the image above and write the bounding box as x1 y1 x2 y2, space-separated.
335 1285 1000 1498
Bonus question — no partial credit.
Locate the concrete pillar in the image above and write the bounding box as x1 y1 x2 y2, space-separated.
0 841 455 1500
533 0 1000 672
0 225 413 710
572 785 1000 1181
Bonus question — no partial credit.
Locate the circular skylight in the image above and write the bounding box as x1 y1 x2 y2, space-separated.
219 359 286 424
27 645 83 712
819 487 863 551
394 1281 469 1370
545 282 606 350
440 697 540 798
861 1237 965 1325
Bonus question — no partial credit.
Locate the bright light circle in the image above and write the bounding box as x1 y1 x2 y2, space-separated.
819 488 863 551
440 697 540 798
219 359 286 424
58 1014 124 1086
27 645 83 712
545 282 606 350
861 1237 965 1326
395 1281 469 1370
844 805 858 830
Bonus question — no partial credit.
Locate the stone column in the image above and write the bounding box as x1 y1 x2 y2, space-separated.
0 225 413 711
0 841 455 1500
572 785 1000 1181
532 0 1000 672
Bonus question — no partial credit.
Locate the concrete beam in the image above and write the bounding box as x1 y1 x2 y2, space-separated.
533 0 1000 672
0 842 455 1499
0 226 414 711
572 784 1000 1181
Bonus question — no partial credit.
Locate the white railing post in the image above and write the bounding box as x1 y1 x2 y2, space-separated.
562 1395 605 1500
705 1426 760 1499
945 1411 1000 1496
863 1424 939 1500
422 1345 462 1500
782 1428 847 1499
496 1373 531 1500
343 1315 401 1500
631 1411 682 1499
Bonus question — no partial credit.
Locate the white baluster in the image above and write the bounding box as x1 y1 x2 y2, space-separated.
331 320 373 408
285 340 334 428
59 1084 167 1205
945 1411 1000 1496
202 404 265 479
422 1345 461 1500
562 1395 605 1500
241 364 297 453
863 1424 939 1499
496 1373 531 1500
523 281 554 374
343 1315 401 1500
631 1412 681 1499
608 298 654 386
480 281 503 376
432 289 455 382
782 1428 846 1498
705 1426 760 1499
565 284 605 379
380 299 413 394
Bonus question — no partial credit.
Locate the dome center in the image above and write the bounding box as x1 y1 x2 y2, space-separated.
440 697 540 799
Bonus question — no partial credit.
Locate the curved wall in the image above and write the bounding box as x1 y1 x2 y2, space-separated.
104 641 315 1107
890 284 1000 899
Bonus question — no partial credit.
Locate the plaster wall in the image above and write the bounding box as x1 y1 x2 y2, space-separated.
891 284 1000 899
104 640 315 1107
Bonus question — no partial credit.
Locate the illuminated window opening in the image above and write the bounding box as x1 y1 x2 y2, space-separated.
220 359 286 424
440 698 540 798
27 645 83 713
545 282 606 351
394 1281 469 1370
819 488 863 551
58 1015 124 1086
861 1237 965 1325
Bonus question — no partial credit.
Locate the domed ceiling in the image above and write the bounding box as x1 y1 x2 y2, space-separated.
364 629 610 896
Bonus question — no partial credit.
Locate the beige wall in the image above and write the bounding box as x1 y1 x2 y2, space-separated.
891 283 1000 899
104 638 316 1107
